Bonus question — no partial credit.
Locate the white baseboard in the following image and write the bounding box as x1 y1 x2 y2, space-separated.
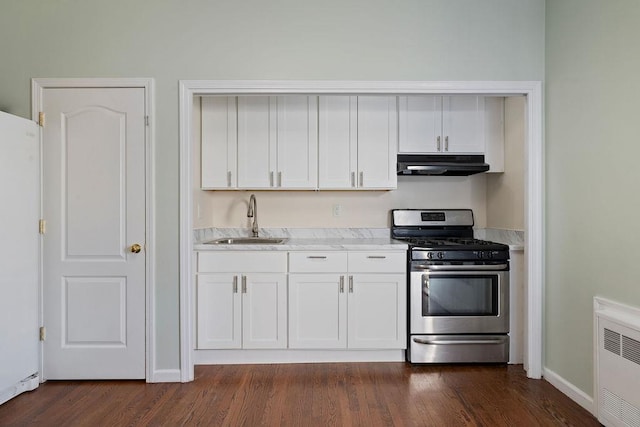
148 369 182 383
193 349 405 365
543 367 594 415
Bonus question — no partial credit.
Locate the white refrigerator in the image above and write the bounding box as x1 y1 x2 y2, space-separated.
0 111 40 404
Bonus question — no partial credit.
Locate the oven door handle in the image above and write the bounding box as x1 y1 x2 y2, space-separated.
421 263 508 271
413 338 506 345
421 274 429 312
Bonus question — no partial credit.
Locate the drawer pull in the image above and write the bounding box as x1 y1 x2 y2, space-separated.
367 255 386 259
307 256 327 259
348 275 353 293
233 275 238 293
339 275 344 293
241 275 247 293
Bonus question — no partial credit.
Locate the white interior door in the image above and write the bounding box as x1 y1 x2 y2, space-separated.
42 87 146 379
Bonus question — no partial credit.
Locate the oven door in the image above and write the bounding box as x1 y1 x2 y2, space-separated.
410 265 509 334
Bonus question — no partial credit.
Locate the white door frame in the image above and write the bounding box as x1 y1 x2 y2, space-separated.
178 80 544 382
31 78 159 382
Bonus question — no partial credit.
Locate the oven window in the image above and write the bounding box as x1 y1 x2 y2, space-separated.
423 274 498 316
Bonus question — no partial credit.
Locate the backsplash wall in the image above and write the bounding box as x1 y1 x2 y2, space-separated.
194 176 488 229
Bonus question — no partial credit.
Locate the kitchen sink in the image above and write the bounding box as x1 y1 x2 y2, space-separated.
203 237 288 245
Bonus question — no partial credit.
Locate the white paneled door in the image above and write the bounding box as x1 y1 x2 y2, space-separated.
42 88 146 379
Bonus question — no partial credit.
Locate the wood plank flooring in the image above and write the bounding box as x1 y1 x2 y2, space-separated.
0 364 598 426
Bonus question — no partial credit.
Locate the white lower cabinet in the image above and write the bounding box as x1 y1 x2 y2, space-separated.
288 251 406 350
195 250 406 353
196 252 288 350
347 273 406 349
289 273 347 348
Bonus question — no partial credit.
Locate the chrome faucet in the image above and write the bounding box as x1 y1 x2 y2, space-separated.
247 194 258 237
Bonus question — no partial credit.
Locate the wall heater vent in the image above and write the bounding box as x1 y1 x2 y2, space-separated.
595 297 640 427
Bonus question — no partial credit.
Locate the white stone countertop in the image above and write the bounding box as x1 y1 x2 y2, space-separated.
194 238 408 251
193 228 408 251
475 228 525 251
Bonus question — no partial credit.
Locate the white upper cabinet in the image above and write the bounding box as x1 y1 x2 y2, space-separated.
202 95 318 190
318 95 397 190
442 96 485 153
237 96 276 188
399 95 485 154
201 96 237 189
357 96 398 189
318 96 357 189
275 96 318 189
238 95 317 189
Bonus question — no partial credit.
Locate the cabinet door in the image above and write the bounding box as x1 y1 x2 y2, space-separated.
289 273 347 349
196 273 241 349
347 273 406 349
398 95 442 153
442 95 485 153
201 96 237 188
318 96 358 189
237 96 277 188
356 96 398 189
276 96 318 189
242 273 288 349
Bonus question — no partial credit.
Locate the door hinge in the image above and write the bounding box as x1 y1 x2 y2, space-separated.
39 326 46 341
39 219 46 234
145 115 149 126
38 112 45 127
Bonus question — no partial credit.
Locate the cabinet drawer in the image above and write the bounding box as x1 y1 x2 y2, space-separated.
197 251 287 273
289 252 348 273
347 252 406 273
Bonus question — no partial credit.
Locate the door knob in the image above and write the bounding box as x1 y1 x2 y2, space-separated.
130 243 142 253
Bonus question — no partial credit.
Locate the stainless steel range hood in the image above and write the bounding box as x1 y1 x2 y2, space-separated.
397 154 490 176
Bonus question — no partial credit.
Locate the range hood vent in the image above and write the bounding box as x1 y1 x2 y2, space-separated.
397 154 490 176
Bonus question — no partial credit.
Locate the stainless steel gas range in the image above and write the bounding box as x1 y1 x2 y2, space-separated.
392 209 510 364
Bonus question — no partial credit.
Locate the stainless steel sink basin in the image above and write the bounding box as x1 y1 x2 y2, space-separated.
204 237 287 245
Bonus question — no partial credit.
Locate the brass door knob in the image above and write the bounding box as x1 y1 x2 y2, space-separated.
130 243 142 253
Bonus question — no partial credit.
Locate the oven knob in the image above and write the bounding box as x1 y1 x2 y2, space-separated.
437 252 444 259
487 251 493 259
427 252 433 259
477 251 484 259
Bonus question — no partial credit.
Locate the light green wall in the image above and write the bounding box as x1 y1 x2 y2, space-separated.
546 1 640 395
0 0 544 370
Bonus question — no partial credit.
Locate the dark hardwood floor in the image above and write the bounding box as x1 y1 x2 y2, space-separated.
0 364 598 426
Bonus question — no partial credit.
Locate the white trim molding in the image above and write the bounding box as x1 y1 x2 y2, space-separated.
179 80 545 381
31 78 158 382
543 367 595 415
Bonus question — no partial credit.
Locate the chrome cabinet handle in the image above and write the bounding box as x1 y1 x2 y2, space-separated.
367 255 386 259
348 275 353 293
233 275 238 293
278 171 282 187
339 276 344 293
359 172 363 187
270 172 274 187
437 136 441 151
241 275 247 293
445 136 449 152
227 171 232 187
307 256 327 259
351 172 355 187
